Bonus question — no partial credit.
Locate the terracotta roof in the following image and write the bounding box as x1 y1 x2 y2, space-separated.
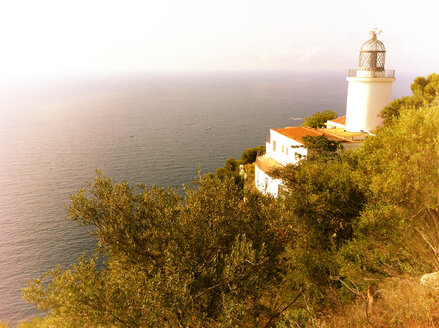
273 126 345 144
273 126 321 144
328 116 346 125
255 155 284 174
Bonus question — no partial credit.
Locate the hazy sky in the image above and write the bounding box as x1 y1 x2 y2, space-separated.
1 0 438 81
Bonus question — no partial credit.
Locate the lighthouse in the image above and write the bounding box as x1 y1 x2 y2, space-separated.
254 30 397 198
344 30 395 132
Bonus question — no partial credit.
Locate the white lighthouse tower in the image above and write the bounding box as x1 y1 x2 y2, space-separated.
345 29 395 132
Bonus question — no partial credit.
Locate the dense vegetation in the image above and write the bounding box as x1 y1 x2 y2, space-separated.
301 110 337 129
208 145 265 187
7 76 439 327
380 73 439 125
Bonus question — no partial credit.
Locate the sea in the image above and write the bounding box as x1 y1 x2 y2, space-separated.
0 71 413 325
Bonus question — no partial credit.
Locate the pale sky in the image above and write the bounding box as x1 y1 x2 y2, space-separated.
1 0 438 82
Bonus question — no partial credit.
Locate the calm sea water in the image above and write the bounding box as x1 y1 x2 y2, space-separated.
0 71 412 325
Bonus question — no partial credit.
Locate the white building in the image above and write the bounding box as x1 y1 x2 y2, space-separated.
255 126 365 197
255 30 395 197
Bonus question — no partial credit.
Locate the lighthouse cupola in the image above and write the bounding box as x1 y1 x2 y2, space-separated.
344 29 396 133
359 31 386 72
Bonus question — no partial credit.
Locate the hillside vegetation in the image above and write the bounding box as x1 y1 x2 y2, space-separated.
7 75 439 327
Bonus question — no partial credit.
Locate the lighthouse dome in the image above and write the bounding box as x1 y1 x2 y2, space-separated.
358 32 386 71
360 38 386 52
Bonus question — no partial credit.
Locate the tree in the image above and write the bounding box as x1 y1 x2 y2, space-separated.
302 110 337 129
302 135 342 159
271 154 366 317
274 107 439 324
213 157 244 189
211 146 265 187
215 157 239 179
278 155 365 249
323 106 439 320
412 73 439 105
23 173 291 327
358 106 439 269
380 73 439 125
240 146 265 165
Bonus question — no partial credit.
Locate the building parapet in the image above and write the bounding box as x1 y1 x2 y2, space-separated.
348 69 395 78
255 155 284 176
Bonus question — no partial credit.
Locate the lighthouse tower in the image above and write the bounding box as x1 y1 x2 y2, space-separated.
345 30 395 132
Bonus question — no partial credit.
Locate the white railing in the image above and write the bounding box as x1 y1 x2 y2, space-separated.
385 69 395 78
347 69 395 78
348 69 357 77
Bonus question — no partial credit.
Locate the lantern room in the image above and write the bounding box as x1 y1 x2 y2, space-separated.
359 31 386 72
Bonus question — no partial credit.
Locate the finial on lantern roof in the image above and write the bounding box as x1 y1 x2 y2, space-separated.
369 27 382 39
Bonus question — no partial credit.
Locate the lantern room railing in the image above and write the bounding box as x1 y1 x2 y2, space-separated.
348 69 395 78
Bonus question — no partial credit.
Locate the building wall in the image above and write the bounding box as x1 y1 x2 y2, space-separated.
266 130 307 166
345 77 394 132
326 121 345 129
342 141 363 151
255 165 283 198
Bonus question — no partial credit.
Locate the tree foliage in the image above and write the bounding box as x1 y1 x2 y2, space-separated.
302 135 342 159
240 146 266 165
274 105 439 324
380 73 439 125
23 174 291 327
273 155 366 311
211 146 265 187
302 110 337 128
21 78 439 327
356 106 439 270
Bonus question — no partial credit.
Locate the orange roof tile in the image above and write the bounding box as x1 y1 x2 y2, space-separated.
273 126 345 144
273 126 321 143
328 116 346 125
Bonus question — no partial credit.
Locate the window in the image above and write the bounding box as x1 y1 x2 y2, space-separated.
286 147 288 155
273 140 276 152
282 145 284 153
